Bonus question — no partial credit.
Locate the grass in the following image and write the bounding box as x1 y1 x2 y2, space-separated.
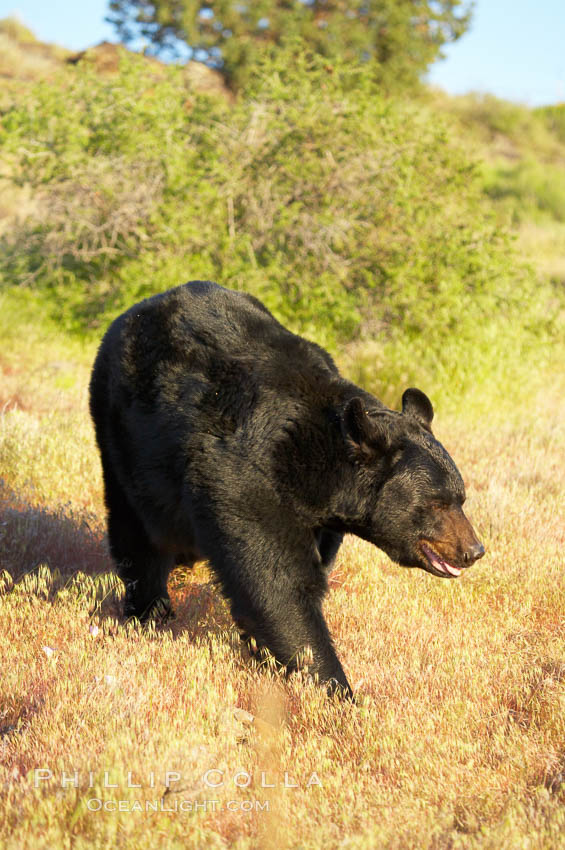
0 324 563 849
0 26 564 848
0 17 69 84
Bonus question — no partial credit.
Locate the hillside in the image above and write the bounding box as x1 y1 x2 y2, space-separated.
2 16 565 294
1 21 564 405
430 88 565 287
0 20 564 850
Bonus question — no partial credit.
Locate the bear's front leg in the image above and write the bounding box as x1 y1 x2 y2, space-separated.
197 513 353 698
233 591 352 697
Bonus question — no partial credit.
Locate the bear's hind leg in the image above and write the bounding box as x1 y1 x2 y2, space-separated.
102 465 174 622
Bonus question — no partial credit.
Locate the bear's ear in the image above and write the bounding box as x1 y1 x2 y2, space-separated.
341 397 391 461
401 388 434 431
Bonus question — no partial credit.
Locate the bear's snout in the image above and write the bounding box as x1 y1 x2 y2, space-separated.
463 540 485 565
418 504 485 578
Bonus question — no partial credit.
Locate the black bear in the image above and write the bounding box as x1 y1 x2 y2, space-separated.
90 281 484 697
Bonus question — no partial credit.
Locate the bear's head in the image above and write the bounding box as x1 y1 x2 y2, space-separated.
340 389 484 578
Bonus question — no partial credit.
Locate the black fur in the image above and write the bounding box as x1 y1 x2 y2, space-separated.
90 281 484 697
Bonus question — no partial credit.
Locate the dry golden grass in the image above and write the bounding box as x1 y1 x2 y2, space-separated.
0 32 59 80
0 17 70 82
0 333 564 849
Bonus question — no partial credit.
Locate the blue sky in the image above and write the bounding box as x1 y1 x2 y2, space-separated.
1 0 564 106
426 0 565 106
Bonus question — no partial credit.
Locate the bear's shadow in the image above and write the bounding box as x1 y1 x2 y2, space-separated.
0 488 233 642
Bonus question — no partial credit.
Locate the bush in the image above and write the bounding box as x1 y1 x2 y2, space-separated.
441 93 562 158
536 103 565 146
483 158 565 224
0 49 559 404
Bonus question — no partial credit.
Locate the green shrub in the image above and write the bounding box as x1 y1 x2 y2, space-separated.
441 92 562 158
483 158 565 224
0 49 560 405
536 103 565 146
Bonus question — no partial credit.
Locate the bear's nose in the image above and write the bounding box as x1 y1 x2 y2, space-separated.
464 542 485 564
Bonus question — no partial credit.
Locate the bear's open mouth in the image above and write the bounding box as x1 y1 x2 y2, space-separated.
420 542 462 577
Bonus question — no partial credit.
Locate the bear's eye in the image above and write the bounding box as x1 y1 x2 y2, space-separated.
431 501 450 512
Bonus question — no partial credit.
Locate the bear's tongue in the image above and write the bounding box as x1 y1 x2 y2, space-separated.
421 543 462 577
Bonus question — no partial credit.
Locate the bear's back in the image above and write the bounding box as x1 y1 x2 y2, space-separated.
170 281 337 376
91 281 342 448
95 281 338 403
